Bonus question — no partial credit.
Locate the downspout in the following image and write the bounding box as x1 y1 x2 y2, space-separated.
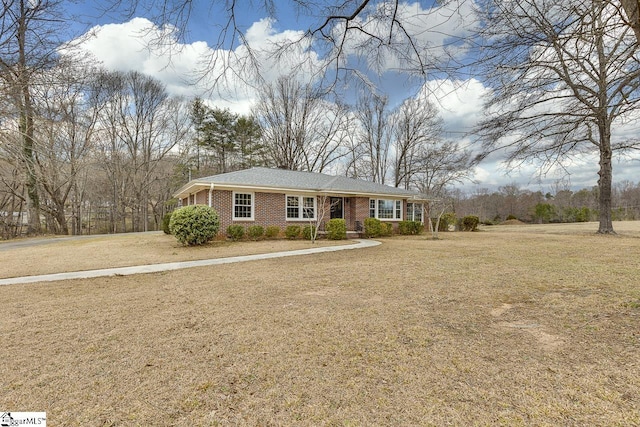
208 183 214 207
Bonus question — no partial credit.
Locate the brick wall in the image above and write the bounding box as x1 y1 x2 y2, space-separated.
180 190 410 234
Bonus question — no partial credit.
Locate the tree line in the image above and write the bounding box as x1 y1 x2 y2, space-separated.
2 1 639 237
0 59 470 237
452 181 640 225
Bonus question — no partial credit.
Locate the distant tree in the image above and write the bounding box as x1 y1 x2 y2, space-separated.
30 59 103 235
534 203 556 224
391 97 443 190
95 70 188 232
254 76 349 172
234 116 265 169
356 92 391 184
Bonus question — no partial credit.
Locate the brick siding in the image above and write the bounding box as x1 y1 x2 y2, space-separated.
181 189 409 235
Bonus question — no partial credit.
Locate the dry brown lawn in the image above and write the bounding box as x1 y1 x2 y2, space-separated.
1 222 639 426
0 233 348 279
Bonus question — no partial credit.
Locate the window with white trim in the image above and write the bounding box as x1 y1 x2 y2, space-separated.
407 202 423 222
369 199 403 220
286 195 316 220
233 192 254 220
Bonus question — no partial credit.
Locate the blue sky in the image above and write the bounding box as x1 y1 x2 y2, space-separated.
63 1 638 194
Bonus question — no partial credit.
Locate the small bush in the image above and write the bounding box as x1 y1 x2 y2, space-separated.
265 226 280 239
285 225 301 239
162 212 172 234
398 220 423 235
246 225 264 241
169 205 220 246
302 225 317 240
364 217 382 238
441 212 456 230
461 215 480 232
325 219 347 240
382 222 393 236
226 224 245 241
506 214 518 221
430 218 449 232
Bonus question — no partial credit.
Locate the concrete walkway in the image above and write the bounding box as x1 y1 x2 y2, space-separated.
0 239 381 286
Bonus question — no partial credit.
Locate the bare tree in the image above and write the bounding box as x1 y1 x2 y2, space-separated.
414 139 473 197
475 0 640 234
620 0 640 42
0 0 68 234
95 70 188 232
356 91 391 184
392 97 438 189
254 76 348 172
25 59 107 235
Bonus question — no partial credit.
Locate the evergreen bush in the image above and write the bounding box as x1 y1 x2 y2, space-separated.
325 219 347 240
247 225 264 241
226 225 245 241
285 225 301 239
398 220 423 235
265 226 280 239
382 222 393 236
162 212 172 234
169 205 220 246
302 225 317 240
461 215 480 231
364 217 382 238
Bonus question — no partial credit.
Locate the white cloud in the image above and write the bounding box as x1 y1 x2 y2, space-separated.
68 17 325 115
422 78 490 134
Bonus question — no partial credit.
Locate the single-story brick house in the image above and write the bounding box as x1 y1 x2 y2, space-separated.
174 167 429 236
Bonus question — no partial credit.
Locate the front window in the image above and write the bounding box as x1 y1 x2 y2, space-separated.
233 192 254 220
407 203 423 222
286 196 299 219
378 199 394 219
369 199 403 220
303 196 315 218
287 195 316 220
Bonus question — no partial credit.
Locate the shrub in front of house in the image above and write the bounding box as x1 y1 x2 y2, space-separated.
429 218 448 232
285 225 301 239
382 222 393 236
169 205 220 246
364 217 382 238
226 225 245 241
325 219 347 240
265 226 280 239
302 225 317 240
162 213 172 234
441 212 456 231
398 220 423 235
461 215 480 231
246 225 264 241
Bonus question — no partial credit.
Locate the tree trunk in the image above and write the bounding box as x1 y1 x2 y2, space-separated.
20 98 41 235
597 127 615 234
18 4 41 235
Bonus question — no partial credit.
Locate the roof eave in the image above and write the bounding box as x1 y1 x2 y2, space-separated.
174 181 424 200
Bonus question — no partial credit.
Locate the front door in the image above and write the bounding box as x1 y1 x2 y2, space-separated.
330 197 343 219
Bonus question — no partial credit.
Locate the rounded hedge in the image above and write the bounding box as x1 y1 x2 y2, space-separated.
169 205 220 246
325 218 347 240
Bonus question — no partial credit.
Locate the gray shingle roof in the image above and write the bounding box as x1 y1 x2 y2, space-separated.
179 167 423 198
